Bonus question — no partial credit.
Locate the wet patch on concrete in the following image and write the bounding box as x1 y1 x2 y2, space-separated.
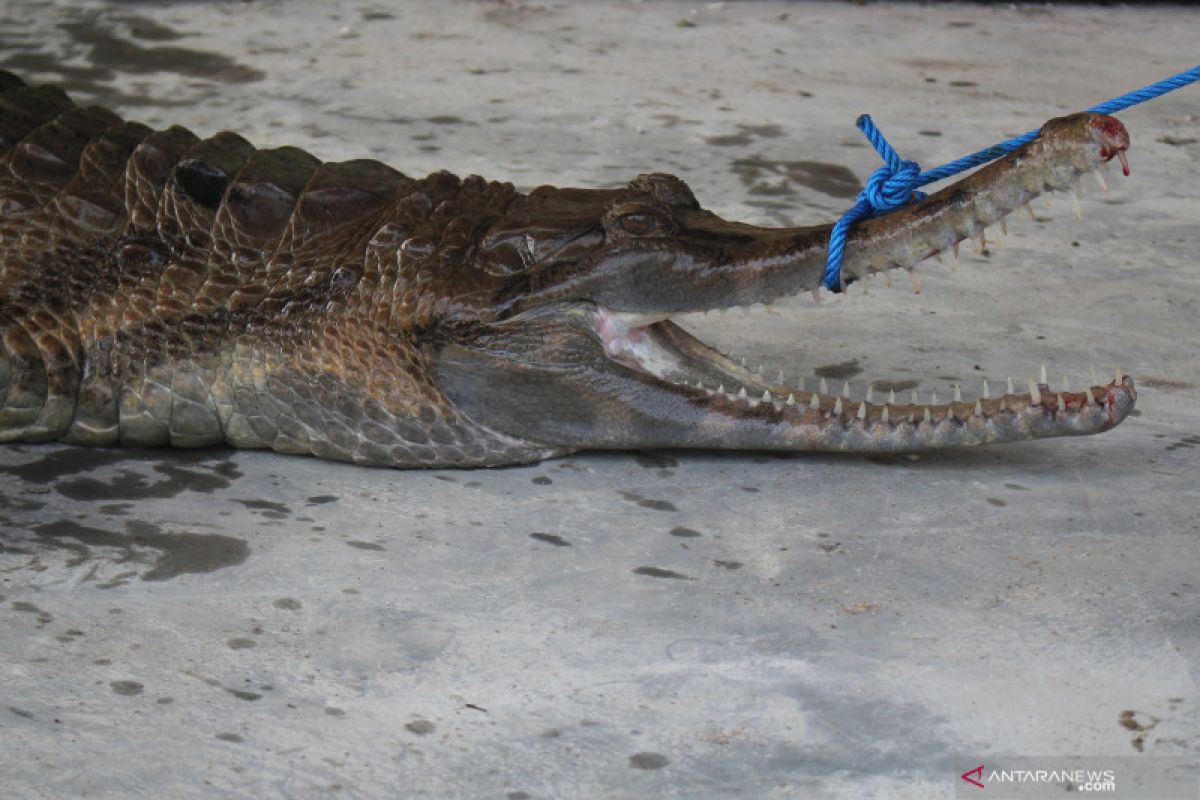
635 452 679 469
346 540 385 551
871 379 919 392
814 360 863 380
713 560 743 570
234 499 291 520
406 719 435 735
530 532 571 547
226 688 262 702
669 527 701 538
227 638 256 650
1165 435 1200 452
531 476 553 485
629 752 669 770
0 13 260 107
731 156 861 199
618 492 679 512
0 447 242 501
305 495 339 505
986 497 1008 507
273 598 302 611
215 732 243 743
31 519 250 581
9 706 33 719
633 566 691 580
110 680 143 696
12 601 53 624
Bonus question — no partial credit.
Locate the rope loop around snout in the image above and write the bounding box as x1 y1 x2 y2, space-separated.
822 63 1200 292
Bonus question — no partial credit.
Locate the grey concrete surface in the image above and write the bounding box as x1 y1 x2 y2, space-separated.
1 1 1198 798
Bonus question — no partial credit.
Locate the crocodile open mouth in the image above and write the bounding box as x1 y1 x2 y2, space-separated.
596 306 1135 451
590 115 1137 452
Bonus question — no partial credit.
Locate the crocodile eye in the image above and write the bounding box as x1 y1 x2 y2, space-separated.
619 212 658 235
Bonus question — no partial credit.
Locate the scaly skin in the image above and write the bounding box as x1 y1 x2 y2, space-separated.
0 71 1136 467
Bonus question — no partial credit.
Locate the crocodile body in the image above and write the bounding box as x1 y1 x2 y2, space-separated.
0 72 1136 467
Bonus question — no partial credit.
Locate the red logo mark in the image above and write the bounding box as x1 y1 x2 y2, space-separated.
961 764 985 789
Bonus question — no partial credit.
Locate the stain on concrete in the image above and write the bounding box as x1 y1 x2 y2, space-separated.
629 752 669 770
814 360 863 380
633 566 690 580
669 527 701 538
9 706 33 719
530 532 571 547
110 680 144 696
31 519 249 581
405 719 435 735
215 732 243 743
1166 435 1200 452
872 379 919 392
305 495 339 505
325 706 346 717
61 15 263 82
226 689 262 702
18 448 244 501
731 156 860 199
986 498 1008 507
635 452 679 469
619 492 679 512
234 499 291 521
273 598 302 611
346 541 385 551
531 476 553 485
713 560 743 570
227 638 256 650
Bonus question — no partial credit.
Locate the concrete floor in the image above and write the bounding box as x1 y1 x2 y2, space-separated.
1 1 1198 797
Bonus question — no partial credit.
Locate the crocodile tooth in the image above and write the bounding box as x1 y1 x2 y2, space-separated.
819 378 829 395
888 389 896 405
841 381 850 399
856 402 866 420
1029 379 1042 406
1095 171 1108 193
737 387 748 399
761 390 771 403
881 406 890 424
866 386 874 403
974 400 983 416
1040 363 1048 385
1070 188 1083 220
786 393 795 406
1007 377 1015 395
910 268 923 293
923 408 931 423
833 398 843 417
1057 394 1066 411
810 393 820 410
982 379 990 399
953 385 962 403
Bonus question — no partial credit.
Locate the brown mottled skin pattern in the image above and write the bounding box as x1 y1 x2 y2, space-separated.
0 72 1136 467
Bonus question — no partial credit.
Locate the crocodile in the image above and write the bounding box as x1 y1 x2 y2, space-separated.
0 71 1136 468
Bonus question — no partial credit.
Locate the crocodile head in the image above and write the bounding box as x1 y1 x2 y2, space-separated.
433 112 1136 454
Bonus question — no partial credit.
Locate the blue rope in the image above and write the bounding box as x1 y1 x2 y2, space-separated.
823 64 1200 291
